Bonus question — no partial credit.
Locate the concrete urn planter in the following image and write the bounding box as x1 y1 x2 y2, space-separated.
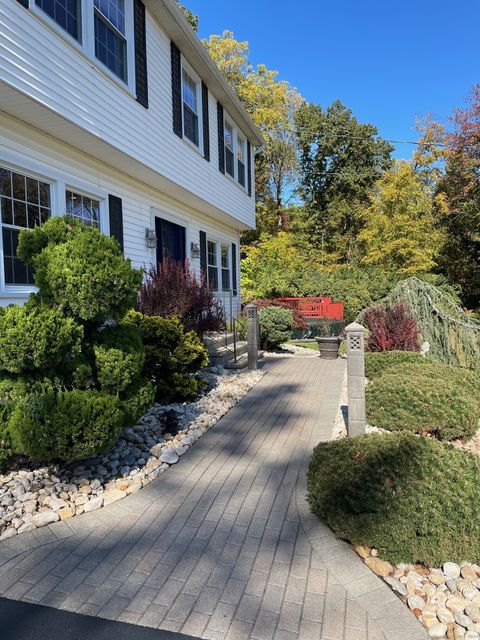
316 336 340 359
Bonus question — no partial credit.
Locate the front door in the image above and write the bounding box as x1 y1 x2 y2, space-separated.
155 217 186 266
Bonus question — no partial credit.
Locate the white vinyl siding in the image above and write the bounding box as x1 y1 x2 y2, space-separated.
0 114 243 315
1 0 255 228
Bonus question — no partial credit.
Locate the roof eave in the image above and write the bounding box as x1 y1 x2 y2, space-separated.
144 0 264 147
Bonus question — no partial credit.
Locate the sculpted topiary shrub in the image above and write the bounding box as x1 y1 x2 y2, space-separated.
9 390 125 462
18 217 143 322
0 217 148 468
123 310 208 401
93 325 145 393
366 370 479 441
365 351 429 380
0 304 83 374
258 305 293 350
307 431 480 565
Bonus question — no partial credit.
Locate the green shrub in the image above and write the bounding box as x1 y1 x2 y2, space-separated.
366 370 479 441
17 216 84 265
258 306 293 350
94 325 145 393
307 431 480 565
121 377 156 425
123 311 208 402
365 351 429 380
0 305 83 374
9 389 124 462
22 217 143 322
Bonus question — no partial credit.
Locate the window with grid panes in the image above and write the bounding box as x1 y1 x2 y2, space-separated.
182 68 199 146
221 244 230 291
94 0 127 81
224 121 234 178
35 0 81 40
237 134 246 187
0 167 51 285
65 190 101 227
207 240 218 290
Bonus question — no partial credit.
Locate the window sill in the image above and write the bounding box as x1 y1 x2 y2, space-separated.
181 134 204 158
225 171 249 195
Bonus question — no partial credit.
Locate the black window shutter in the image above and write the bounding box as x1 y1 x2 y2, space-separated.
15 0 29 6
133 0 148 109
247 141 252 197
171 42 183 138
231 242 238 296
108 195 124 253
202 82 210 162
217 103 225 174
199 231 207 275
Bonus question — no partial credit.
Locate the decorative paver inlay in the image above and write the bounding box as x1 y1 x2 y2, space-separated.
0 357 427 640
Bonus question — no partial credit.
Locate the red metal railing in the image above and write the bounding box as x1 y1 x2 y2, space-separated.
274 297 344 320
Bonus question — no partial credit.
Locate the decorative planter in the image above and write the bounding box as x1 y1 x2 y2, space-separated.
316 336 340 360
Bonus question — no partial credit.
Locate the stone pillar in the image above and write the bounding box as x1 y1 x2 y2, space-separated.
246 303 258 370
345 322 366 436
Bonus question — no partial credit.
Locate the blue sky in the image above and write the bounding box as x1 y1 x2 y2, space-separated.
187 0 480 158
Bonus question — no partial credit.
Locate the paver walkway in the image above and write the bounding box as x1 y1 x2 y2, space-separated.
0 356 426 640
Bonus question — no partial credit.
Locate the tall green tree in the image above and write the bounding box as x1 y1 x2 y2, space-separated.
295 101 394 262
359 161 445 277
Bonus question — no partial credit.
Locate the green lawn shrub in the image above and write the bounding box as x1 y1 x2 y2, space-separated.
258 306 293 350
19 217 142 323
121 377 156 426
366 369 479 441
307 431 480 566
9 390 124 462
122 311 208 402
93 325 145 393
0 305 83 374
365 351 429 380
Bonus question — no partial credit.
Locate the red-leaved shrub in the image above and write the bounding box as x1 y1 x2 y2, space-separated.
137 259 225 337
363 301 420 352
244 298 309 330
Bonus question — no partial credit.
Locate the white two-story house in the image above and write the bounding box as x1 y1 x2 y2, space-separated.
0 0 263 313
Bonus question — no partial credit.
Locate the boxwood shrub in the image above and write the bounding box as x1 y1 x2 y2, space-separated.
307 431 480 566
366 369 479 441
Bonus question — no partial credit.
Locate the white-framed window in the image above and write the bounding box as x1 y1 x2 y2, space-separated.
237 134 246 188
65 190 101 227
223 114 248 190
35 0 81 41
32 0 134 90
207 240 218 290
181 60 203 150
182 68 199 146
221 244 230 291
0 166 51 286
224 120 235 178
94 0 127 81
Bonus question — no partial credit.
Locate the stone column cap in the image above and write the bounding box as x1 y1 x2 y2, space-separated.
245 302 257 308
345 322 366 333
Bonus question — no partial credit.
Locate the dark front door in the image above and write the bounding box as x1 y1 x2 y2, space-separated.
155 217 186 265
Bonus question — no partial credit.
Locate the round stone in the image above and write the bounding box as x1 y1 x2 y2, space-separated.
445 563 462 580
428 623 448 638
407 595 425 611
455 612 473 628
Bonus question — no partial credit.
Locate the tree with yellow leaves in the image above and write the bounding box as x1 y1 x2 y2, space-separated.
359 161 445 277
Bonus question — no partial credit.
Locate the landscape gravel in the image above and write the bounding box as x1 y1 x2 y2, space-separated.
0 366 264 541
